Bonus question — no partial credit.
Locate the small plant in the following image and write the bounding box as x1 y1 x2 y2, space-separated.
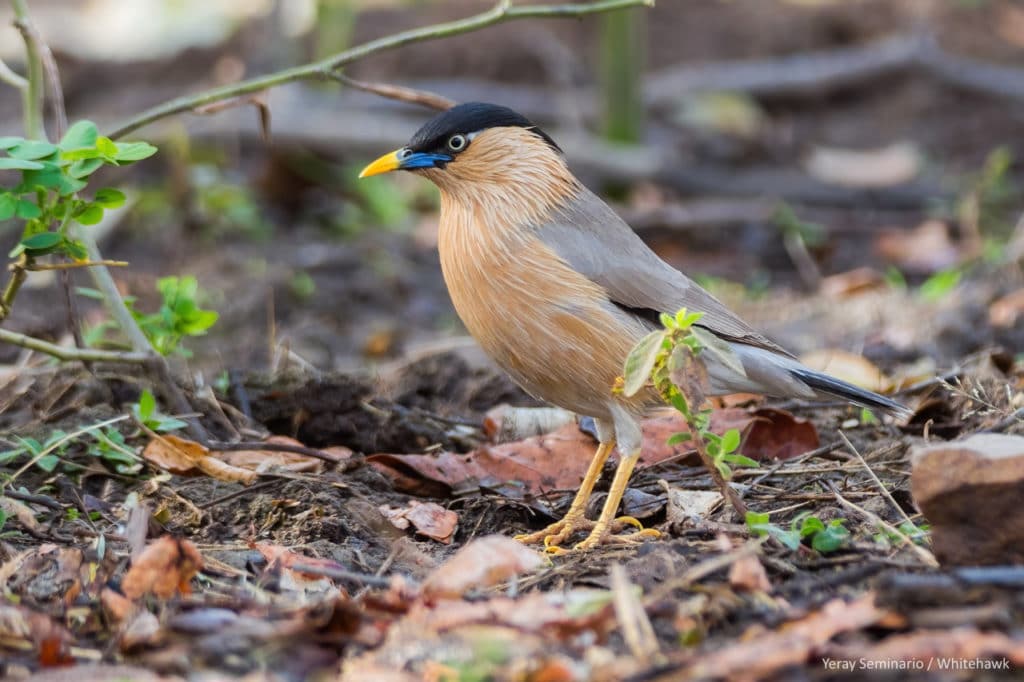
746 511 851 553
132 389 188 433
621 309 756 480
917 267 962 302
81 275 218 357
1 121 155 263
874 521 930 548
87 427 142 474
0 430 68 472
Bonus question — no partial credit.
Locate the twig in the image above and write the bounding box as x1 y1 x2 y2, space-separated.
838 431 919 530
0 254 31 324
0 328 152 363
610 564 663 664
827 483 938 567
0 56 28 90
645 537 767 605
689 422 748 518
106 0 654 139
328 72 455 111
28 259 129 271
289 562 393 588
2 415 130 488
11 0 45 140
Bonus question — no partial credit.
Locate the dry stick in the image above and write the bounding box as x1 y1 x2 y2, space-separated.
0 329 151 363
645 537 768 605
826 483 938 568
328 72 456 112
838 431 919 531
106 0 654 139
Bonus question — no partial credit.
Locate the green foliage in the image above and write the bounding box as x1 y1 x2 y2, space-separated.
1 121 155 262
620 308 754 480
132 389 188 432
0 431 67 472
81 275 218 357
917 267 962 302
873 521 930 548
746 511 850 553
773 203 826 248
189 164 273 240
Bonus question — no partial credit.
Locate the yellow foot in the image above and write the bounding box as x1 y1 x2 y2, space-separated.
516 515 660 554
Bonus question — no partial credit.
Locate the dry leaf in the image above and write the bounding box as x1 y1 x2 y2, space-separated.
660 481 722 526
142 435 257 484
729 554 772 593
806 142 921 188
422 535 546 599
989 289 1024 328
820 267 888 298
800 349 891 394
121 536 203 600
0 496 41 534
214 435 327 474
380 501 458 544
874 220 961 274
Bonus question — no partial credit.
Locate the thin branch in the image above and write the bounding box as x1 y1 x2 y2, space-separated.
0 56 28 90
0 254 30 324
0 328 152 364
329 72 455 111
28 259 129 271
107 0 654 139
11 0 45 140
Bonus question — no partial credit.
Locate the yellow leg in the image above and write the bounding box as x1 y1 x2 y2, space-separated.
515 441 614 547
574 448 660 551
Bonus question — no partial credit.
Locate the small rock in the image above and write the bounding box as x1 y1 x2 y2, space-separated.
911 434 1024 565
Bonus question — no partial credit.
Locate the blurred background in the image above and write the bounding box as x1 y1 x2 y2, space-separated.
1 0 1022 382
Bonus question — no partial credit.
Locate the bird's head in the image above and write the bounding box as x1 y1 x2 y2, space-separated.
359 102 572 197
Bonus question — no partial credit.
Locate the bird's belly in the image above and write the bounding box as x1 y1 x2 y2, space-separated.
440 242 648 419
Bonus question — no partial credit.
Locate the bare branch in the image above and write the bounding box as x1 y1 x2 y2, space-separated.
329 73 454 112
107 0 654 139
0 328 152 364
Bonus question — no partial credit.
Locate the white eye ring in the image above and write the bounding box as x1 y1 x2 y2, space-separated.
447 134 467 152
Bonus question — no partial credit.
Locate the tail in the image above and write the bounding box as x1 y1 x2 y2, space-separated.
788 367 912 418
710 343 912 418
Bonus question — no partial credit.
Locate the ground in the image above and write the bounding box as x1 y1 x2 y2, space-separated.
2 1 1024 680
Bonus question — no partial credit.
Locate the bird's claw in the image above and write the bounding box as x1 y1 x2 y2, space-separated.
517 514 660 553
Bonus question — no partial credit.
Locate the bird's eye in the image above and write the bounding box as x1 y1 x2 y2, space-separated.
447 134 467 152
397 148 412 160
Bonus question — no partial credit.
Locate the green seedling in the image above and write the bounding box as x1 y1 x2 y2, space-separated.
746 511 851 553
621 308 756 480
131 389 188 432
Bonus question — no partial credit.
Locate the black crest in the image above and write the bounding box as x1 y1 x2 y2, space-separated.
408 102 561 154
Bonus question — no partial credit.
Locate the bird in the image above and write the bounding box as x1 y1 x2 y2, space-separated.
360 102 910 552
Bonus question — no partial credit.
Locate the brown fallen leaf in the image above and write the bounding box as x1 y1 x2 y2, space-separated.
819 267 888 298
370 407 818 498
0 496 41 535
214 434 327 474
686 592 887 679
729 553 772 593
121 536 203 600
874 220 961 274
989 289 1024 328
142 434 257 484
380 500 459 544
422 535 546 599
800 349 892 394
252 542 346 595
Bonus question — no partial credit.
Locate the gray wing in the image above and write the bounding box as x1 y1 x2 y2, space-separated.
537 187 794 358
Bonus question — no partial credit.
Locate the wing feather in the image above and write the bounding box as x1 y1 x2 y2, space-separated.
536 187 793 358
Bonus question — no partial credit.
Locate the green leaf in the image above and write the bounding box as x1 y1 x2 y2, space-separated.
63 239 88 260
622 329 667 397
68 158 105 178
721 428 741 454
16 200 41 219
60 121 99 150
22 167 87 195
722 453 759 468
9 140 58 160
137 389 155 421
665 431 692 446
178 309 218 335
0 136 24 150
690 326 746 378
811 521 850 553
0 194 15 220
21 232 63 256
113 141 157 162
797 515 826 538
0 157 45 170
94 188 126 208
75 204 104 225
96 137 118 158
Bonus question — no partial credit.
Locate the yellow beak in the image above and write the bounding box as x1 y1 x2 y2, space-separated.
358 149 402 178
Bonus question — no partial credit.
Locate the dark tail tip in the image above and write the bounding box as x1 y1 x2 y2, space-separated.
789 368 912 418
